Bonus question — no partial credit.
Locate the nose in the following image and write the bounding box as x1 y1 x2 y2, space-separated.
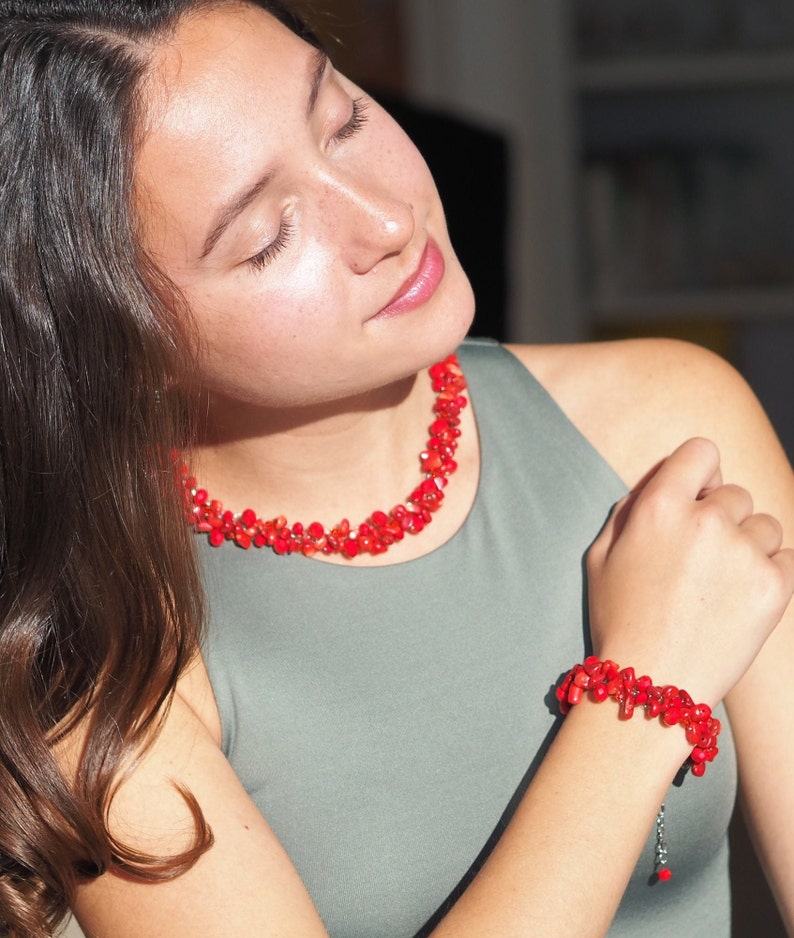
318 167 415 274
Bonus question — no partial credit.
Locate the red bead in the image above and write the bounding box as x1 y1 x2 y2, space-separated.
420 451 443 472
685 724 703 745
663 708 682 726
342 539 359 558
657 868 672 882
308 521 324 540
209 529 225 547
240 508 256 528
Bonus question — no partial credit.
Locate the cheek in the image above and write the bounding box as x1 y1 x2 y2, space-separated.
374 112 438 199
187 248 349 379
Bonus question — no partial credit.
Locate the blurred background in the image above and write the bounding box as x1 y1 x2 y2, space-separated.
298 1 794 935
303 0 794 470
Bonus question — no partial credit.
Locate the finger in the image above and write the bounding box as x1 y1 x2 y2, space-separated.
699 482 754 525
589 493 634 559
769 547 794 605
641 437 722 502
740 512 784 556
771 546 794 582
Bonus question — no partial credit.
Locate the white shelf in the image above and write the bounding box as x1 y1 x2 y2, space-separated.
589 286 794 325
576 50 794 93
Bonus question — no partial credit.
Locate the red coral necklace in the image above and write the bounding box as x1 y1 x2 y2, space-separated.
180 355 467 560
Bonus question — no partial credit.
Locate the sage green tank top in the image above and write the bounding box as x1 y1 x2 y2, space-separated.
201 338 736 937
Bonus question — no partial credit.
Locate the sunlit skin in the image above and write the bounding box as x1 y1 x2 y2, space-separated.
136 4 474 415
135 4 477 546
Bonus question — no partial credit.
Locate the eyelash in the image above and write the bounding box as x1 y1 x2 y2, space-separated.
246 97 369 271
248 219 294 270
334 96 369 141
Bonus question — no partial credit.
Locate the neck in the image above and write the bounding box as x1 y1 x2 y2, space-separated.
190 372 431 527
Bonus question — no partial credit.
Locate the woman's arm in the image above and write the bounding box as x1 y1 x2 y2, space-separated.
73 687 330 937
516 337 794 932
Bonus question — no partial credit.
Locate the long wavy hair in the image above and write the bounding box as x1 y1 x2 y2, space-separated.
0 2 317 934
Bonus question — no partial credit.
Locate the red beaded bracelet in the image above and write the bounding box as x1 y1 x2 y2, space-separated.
556 655 722 882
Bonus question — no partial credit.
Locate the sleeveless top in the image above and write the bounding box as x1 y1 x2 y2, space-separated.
201 338 736 938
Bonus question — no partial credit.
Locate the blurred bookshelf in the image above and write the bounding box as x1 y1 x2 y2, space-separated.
577 50 794 92
573 0 794 336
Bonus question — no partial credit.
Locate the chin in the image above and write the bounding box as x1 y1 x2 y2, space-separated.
412 274 476 369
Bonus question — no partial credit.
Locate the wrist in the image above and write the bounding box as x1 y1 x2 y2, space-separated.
555 655 722 883
557 656 721 777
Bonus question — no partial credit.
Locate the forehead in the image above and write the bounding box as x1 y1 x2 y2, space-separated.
135 4 312 253
141 3 307 144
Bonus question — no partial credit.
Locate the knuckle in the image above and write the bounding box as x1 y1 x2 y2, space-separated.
634 484 675 522
731 483 753 514
694 497 726 530
759 512 784 540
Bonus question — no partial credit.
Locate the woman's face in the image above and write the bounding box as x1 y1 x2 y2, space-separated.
136 2 474 411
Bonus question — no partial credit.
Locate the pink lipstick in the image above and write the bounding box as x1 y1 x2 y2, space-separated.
371 238 445 320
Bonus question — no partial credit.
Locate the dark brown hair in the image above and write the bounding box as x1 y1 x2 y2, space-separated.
0 2 316 934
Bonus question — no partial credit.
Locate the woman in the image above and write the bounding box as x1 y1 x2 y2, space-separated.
1 2 794 936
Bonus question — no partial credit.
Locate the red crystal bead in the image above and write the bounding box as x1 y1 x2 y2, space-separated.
420 451 443 472
663 708 682 725
567 685 583 706
657 868 672 882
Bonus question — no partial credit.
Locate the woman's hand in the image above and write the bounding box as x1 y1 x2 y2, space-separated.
587 436 794 704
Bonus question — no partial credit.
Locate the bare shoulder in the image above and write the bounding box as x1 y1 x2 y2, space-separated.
506 338 787 497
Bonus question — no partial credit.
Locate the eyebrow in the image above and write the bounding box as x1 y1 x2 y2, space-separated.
199 48 329 261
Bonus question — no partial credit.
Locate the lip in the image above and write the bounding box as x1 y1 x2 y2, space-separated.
369 238 445 321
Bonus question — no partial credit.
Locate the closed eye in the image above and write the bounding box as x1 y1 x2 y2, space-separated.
334 96 369 142
247 219 294 270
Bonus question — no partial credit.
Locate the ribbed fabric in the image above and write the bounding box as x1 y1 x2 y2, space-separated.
201 338 735 937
